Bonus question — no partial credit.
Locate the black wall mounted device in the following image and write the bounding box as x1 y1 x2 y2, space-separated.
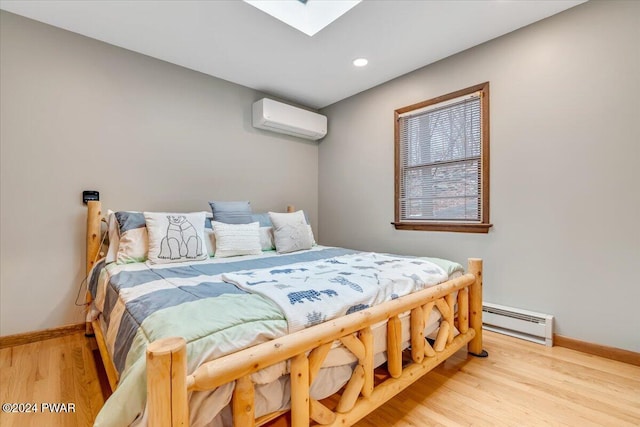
82 190 100 205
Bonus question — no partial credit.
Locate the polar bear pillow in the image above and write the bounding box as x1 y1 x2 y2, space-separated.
144 212 208 264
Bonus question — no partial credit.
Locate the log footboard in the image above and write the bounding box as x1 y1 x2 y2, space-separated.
467 259 488 358
146 259 486 427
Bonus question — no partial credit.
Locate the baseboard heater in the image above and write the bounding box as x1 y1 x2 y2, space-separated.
482 302 554 346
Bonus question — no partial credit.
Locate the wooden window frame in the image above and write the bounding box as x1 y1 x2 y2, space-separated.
393 82 492 233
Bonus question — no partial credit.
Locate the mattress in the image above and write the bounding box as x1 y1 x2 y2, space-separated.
89 246 464 427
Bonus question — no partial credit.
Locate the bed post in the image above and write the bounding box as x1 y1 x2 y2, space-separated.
467 258 488 357
86 200 102 335
147 337 189 427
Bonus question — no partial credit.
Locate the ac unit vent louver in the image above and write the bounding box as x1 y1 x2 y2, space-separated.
482 302 553 346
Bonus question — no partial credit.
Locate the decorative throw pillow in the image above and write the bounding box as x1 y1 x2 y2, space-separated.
144 212 208 264
258 226 275 251
269 210 315 254
306 224 316 246
250 211 311 227
203 215 216 257
209 201 252 224
115 211 148 264
250 212 272 227
213 221 262 258
105 210 120 264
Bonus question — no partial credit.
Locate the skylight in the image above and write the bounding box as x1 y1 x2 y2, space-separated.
244 0 361 37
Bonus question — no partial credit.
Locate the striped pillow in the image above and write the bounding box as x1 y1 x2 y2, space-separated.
213 221 262 258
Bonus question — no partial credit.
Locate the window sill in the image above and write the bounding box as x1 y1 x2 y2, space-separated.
391 222 493 233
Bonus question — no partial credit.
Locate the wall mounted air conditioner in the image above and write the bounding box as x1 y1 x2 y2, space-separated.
252 98 327 141
482 302 554 346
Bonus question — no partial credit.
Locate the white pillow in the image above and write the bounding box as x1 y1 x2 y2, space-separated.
306 224 316 247
202 212 216 257
204 228 216 257
269 211 315 254
259 226 275 251
213 221 262 258
215 225 272 252
105 210 120 264
144 212 208 264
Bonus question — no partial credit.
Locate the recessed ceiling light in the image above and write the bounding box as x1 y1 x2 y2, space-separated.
353 58 368 67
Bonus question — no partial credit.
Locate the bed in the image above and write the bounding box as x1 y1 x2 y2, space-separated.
85 201 486 427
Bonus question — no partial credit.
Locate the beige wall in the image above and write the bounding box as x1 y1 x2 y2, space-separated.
0 12 318 336
319 1 640 351
2 2 639 352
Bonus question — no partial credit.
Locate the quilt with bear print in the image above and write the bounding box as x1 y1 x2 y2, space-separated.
222 252 448 333
89 246 462 427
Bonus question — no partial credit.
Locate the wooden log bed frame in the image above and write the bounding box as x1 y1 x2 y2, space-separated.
85 200 487 427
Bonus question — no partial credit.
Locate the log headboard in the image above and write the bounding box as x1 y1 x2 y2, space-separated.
85 200 102 335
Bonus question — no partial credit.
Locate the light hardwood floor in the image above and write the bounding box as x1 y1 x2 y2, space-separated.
0 333 103 427
0 331 638 426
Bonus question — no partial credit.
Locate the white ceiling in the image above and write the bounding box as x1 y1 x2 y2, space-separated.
0 0 585 109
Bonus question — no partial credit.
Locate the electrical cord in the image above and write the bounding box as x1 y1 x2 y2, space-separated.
75 217 108 306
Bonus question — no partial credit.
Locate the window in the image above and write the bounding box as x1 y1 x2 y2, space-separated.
394 82 491 233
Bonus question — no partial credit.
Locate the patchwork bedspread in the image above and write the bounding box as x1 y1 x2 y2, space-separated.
88 246 463 427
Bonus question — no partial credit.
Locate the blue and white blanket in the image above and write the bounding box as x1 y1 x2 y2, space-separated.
89 246 462 427
222 252 448 333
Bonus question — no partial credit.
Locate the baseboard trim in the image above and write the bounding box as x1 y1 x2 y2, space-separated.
4 326 637 366
0 323 85 349
554 334 640 366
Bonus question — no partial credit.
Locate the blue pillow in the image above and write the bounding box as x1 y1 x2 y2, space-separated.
250 211 310 227
114 211 146 233
250 213 272 227
209 201 252 224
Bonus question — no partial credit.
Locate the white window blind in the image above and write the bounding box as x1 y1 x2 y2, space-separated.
398 92 483 222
